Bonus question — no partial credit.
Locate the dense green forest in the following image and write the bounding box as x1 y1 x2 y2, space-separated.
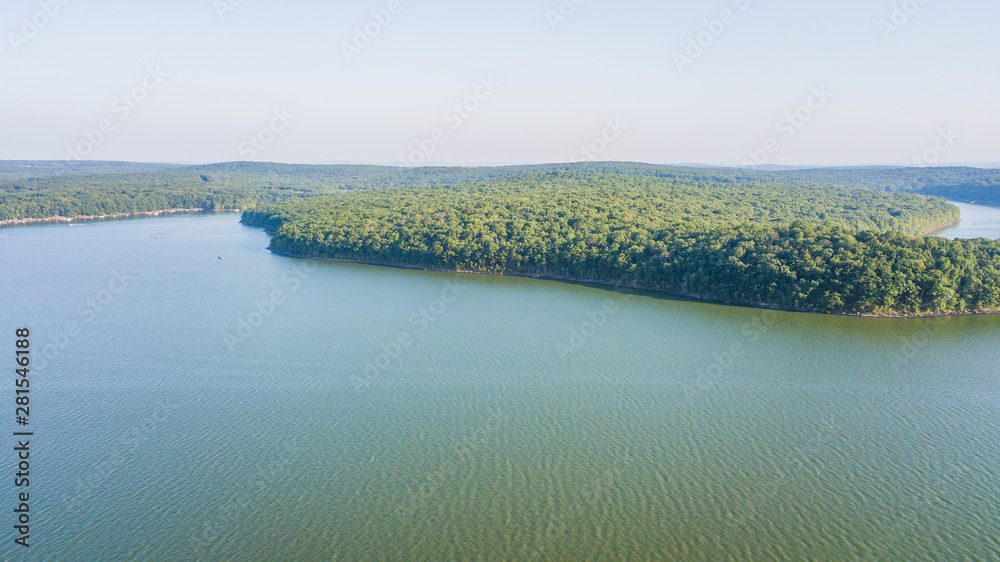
243 173 959 237
2 160 998 221
242 173 1000 316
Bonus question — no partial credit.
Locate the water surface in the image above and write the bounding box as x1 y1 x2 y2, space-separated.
936 200 1000 240
1 213 998 560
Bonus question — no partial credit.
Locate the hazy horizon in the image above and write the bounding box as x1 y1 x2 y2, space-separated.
3 0 997 166
6 159 1000 171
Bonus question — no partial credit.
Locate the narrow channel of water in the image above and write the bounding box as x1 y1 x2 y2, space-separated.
936 200 1000 240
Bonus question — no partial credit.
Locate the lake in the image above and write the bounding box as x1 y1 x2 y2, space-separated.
1 210 999 560
936 200 1000 240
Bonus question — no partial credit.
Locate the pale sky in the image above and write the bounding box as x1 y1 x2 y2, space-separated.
1 0 997 166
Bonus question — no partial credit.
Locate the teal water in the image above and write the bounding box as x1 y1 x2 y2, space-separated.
1 212 999 560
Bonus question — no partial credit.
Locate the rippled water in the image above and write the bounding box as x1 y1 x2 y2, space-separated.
1 213 999 560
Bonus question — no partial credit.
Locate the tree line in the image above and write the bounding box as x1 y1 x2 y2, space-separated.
243 173 999 316
3 161 998 221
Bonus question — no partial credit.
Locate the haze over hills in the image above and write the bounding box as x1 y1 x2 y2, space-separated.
5 160 1000 177
2 161 999 223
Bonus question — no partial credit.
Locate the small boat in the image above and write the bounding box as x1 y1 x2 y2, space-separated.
218 256 224 260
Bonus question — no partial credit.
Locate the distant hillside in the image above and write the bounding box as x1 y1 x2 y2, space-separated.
1 161 997 222
772 167 1000 206
0 160 181 180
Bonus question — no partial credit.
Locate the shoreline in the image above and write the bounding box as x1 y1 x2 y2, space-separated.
265 248 1000 319
920 219 960 237
0 208 240 227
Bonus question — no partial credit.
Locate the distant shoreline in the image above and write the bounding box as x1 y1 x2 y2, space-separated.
0 208 240 227
264 248 1000 319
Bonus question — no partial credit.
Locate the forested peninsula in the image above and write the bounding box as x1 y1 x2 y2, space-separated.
244 171 1000 317
3 160 1000 316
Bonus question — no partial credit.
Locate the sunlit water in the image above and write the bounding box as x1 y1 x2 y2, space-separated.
936 200 1000 240
1 212 999 560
